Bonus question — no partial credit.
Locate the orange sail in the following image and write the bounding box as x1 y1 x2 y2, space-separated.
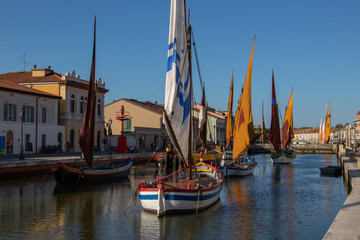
226 73 234 147
232 37 259 160
324 104 331 143
281 88 294 148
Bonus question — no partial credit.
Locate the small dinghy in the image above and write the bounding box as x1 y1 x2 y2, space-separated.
319 166 343 176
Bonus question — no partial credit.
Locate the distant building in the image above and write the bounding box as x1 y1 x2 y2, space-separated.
105 98 169 152
192 105 226 147
104 99 226 152
0 79 63 154
0 66 108 153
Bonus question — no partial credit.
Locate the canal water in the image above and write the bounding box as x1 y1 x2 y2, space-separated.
0 154 346 240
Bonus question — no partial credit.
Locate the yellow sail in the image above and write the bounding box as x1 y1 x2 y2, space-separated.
281 89 294 148
324 104 331 143
232 37 259 160
226 73 234 147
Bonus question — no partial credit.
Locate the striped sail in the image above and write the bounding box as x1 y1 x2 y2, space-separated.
163 0 193 166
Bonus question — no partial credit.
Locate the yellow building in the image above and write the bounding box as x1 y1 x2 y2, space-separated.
104 98 169 152
0 66 108 152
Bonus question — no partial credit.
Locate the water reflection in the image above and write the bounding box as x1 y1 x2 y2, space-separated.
0 155 347 240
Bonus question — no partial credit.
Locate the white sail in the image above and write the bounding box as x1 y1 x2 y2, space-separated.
163 0 192 165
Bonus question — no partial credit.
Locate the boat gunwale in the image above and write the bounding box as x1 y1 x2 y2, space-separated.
139 162 223 193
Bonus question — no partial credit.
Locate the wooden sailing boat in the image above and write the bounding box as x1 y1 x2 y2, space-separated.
51 17 132 185
269 70 285 163
192 86 223 165
138 0 223 216
281 88 296 163
221 37 259 177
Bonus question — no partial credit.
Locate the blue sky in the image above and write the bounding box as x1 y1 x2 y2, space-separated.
1 0 359 128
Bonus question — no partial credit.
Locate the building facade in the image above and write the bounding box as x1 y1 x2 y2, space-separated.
0 66 108 153
104 98 169 152
0 80 64 154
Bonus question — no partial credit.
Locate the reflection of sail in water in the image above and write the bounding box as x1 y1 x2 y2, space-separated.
270 164 295 239
324 154 332 163
283 164 295 239
224 178 255 238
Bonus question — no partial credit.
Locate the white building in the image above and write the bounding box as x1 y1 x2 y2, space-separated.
0 80 64 154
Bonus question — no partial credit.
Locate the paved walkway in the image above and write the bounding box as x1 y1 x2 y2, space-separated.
323 152 360 239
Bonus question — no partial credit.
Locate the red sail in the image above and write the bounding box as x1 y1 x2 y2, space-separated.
269 70 281 153
79 16 97 168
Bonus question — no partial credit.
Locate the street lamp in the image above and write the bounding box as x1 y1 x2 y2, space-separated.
19 109 24 160
107 118 112 155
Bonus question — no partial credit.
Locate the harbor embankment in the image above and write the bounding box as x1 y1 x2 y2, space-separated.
251 143 336 154
323 145 360 239
0 152 153 179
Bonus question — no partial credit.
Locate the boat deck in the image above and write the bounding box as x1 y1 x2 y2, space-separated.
162 174 218 189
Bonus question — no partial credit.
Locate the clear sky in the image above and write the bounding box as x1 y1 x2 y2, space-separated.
1 0 359 128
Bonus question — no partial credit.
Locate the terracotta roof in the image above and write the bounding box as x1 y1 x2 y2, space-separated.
107 98 164 115
0 80 61 99
0 71 62 83
192 104 225 119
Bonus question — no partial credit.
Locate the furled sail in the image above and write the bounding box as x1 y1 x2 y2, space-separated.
163 0 194 166
281 89 294 148
79 16 97 168
198 86 207 149
226 73 234 147
232 37 259 160
269 70 281 153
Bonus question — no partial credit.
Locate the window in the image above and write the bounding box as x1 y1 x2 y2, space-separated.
3 103 17 122
80 96 85 114
97 99 101 116
24 106 34 123
42 107 47 123
41 134 46 148
124 119 131 133
70 94 75 113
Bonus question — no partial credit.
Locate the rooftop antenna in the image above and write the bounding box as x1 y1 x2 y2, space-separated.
19 52 28 72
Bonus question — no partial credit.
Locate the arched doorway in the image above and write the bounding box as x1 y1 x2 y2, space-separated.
6 130 13 154
58 132 63 152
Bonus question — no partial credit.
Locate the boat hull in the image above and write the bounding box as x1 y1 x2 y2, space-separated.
271 156 291 164
51 159 133 185
154 152 167 168
139 162 223 216
220 150 257 177
221 160 257 177
320 166 343 175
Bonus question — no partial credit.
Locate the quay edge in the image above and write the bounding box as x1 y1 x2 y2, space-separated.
323 145 360 240
251 143 336 154
0 152 153 179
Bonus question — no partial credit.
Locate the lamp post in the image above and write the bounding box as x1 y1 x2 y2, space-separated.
107 118 112 155
19 109 24 160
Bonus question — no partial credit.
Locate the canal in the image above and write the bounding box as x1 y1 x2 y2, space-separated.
0 154 346 239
